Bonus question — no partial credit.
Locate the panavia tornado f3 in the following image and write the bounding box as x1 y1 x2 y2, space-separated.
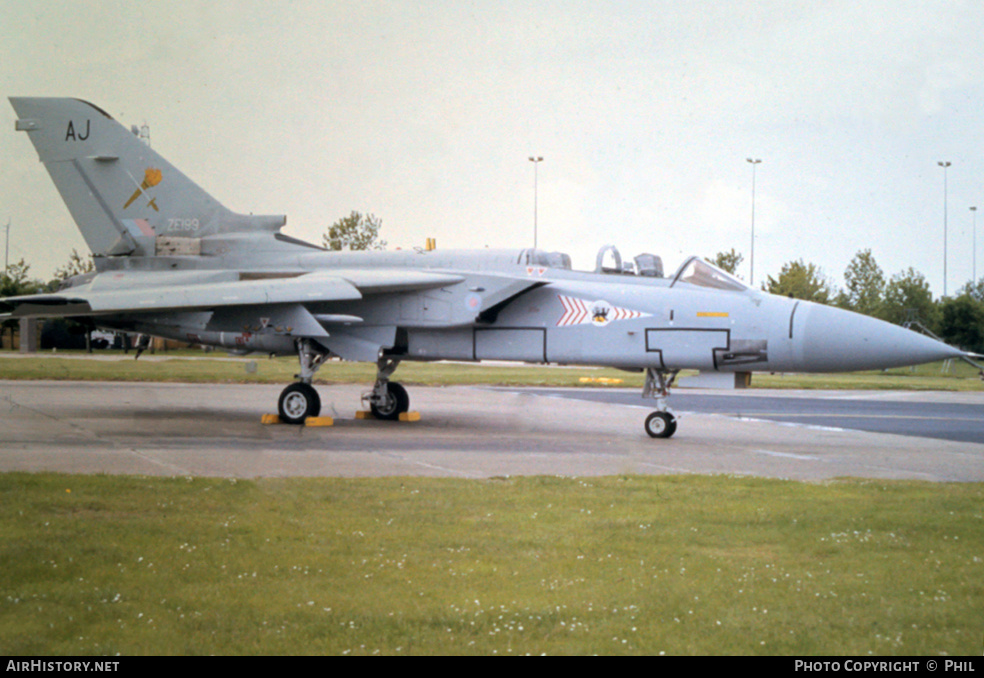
2 98 968 438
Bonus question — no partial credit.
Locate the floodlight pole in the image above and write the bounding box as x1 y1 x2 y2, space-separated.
3 218 9 275
938 161 951 297
529 156 543 250
972 206 978 285
746 158 761 286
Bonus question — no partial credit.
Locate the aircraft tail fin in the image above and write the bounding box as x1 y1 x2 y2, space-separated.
9 97 284 258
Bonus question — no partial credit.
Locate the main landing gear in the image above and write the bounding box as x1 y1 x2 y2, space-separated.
642 367 679 439
362 357 410 421
278 382 321 424
275 340 411 424
277 339 328 424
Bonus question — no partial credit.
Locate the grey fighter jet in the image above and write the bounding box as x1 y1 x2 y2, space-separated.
2 98 968 438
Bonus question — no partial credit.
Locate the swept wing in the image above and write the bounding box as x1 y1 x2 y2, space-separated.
1 269 466 319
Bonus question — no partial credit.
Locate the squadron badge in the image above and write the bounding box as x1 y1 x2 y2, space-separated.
556 295 649 327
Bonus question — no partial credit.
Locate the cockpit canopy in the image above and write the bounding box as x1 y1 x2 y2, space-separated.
670 256 749 291
520 246 749 292
588 246 749 290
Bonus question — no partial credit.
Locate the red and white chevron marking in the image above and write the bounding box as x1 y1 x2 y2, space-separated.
608 305 646 321
557 295 590 326
556 295 648 326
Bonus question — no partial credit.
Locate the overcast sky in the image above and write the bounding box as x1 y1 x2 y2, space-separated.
3 0 984 296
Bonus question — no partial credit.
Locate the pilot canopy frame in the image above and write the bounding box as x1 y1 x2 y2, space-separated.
670 256 749 292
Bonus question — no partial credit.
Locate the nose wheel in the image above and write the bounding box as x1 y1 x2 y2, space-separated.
642 367 679 439
644 411 677 438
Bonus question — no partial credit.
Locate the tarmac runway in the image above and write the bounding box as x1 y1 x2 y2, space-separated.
2 380 983 482
501 388 984 444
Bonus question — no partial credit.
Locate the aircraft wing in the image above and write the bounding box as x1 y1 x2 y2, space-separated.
0 269 466 318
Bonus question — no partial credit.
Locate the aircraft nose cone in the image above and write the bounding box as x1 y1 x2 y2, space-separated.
798 302 964 371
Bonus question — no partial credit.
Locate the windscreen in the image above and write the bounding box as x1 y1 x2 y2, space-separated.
670 256 749 292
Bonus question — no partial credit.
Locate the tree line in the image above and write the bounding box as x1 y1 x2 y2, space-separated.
709 248 984 353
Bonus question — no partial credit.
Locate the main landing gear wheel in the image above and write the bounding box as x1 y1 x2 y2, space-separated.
278 382 321 425
369 381 409 421
644 411 677 439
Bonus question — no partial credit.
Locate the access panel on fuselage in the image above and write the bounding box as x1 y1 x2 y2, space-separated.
474 327 547 362
645 328 729 371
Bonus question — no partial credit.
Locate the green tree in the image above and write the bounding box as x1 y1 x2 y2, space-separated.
50 248 95 288
762 259 833 303
0 259 41 298
0 259 43 350
938 294 984 353
706 249 744 276
882 267 939 331
957 278 984 303
323 211 387 251
838 249 885 318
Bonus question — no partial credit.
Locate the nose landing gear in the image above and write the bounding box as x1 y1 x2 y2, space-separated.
643 367 678 439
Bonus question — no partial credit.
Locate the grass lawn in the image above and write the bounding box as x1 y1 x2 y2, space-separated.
1 473 981 655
